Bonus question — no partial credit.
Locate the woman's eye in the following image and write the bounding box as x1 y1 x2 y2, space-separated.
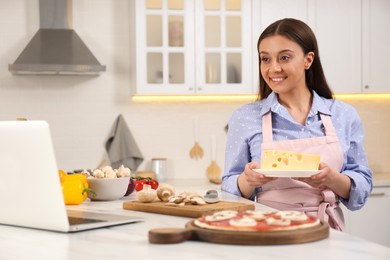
260 57 269 63
280 55 290 61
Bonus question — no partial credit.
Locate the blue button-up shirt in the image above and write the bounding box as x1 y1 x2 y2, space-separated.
222 91 373 210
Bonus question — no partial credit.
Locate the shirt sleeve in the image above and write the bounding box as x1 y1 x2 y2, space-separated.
338 107 373 210
221 106 260 201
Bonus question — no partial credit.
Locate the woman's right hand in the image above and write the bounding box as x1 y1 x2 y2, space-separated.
237 162 276 198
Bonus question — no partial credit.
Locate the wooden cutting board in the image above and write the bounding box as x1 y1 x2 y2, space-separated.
149 220 329 245
122 200 255 218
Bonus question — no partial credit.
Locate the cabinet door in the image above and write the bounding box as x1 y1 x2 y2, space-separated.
135 0 195 95
348 187 390 247
194 0 253 94
362 0 390 92
135 0 253 95
258 0 308 28
308 0 362 93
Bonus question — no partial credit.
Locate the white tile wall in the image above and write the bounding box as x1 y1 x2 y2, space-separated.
0 0 388 180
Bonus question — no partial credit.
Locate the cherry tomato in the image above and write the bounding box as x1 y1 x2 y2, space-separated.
147 179 159 189
134 177 159 191
135 179 146 191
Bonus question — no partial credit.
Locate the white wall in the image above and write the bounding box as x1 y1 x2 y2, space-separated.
0 0 388 180
0 0 244 180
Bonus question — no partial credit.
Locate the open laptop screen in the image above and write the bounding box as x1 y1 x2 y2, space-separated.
0 121 141 232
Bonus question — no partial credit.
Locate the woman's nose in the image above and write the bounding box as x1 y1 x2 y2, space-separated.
270 61 282 72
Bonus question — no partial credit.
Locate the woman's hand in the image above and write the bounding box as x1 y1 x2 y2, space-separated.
296 162 351 199
242 162 277 187
296 163 337 188
237 162 276 198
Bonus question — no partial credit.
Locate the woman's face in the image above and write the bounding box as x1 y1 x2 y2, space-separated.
258 35 314 95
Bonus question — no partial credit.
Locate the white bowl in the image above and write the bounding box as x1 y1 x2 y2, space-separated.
87 177 130 201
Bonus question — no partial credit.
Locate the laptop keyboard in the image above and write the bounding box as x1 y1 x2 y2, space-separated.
68 216 106 225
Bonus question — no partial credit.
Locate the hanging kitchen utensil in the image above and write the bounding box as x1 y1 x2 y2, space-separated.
189 116 204 160
206 135 221 183
95 159 106 169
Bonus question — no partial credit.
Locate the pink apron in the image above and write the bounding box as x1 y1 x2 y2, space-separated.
257 112 346 231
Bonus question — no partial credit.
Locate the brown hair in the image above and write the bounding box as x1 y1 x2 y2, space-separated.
256 18 334 100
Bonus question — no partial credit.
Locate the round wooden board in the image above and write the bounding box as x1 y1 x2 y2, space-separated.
185 220 329 245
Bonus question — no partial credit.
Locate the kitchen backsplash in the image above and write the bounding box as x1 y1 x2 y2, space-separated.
0 1 388 179
342 98 390 174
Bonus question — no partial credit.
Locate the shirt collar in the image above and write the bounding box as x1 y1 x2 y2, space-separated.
260 92 277 117
311 91 332 116
260 91 332 117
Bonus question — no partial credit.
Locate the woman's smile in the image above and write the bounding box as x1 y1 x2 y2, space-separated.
269 76 287 85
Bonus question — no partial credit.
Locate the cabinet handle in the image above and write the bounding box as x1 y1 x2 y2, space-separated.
369 192 385 197
364 85 369 89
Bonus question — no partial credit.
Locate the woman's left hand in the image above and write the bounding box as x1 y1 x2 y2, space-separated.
295 162 338 189
295 162 352 199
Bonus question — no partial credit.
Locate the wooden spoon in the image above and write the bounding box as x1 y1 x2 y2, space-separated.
206 135 221 183
189 116 204 160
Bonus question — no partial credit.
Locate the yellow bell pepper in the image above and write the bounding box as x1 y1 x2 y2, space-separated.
58 171 95 205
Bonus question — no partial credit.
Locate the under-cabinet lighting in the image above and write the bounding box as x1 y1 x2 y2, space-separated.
132 95 257 102
335 93 390 100
132 93 390 103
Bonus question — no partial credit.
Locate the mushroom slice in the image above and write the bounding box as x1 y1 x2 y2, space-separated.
190 196 206 205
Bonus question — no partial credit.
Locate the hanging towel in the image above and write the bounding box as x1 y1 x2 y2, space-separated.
105 114 144 171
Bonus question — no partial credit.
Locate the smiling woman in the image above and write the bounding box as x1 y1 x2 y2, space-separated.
258 35 315 125
256 19 332 102
221 18 373 232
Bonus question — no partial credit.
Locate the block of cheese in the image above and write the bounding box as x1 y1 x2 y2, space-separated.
261 150 320 170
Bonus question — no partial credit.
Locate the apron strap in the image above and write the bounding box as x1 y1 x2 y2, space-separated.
318 189 345 231
319 114 337 137
262 112 273 143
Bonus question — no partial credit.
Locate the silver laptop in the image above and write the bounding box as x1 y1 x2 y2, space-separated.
0 120 142 232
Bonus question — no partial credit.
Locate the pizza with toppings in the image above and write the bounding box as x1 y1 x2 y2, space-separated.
194 210 320 231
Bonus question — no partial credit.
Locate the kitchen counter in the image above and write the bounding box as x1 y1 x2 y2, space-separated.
373 172 390 187
0 179 389 260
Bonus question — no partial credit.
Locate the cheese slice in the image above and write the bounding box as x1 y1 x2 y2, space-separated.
261 150 320 170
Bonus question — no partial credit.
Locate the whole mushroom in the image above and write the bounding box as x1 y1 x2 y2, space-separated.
156 183 175 202
137 184 157 203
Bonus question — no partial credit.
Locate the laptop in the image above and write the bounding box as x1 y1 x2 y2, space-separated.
0 120 142 232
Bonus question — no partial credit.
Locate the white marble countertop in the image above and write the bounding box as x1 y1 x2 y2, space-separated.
0 179 389 260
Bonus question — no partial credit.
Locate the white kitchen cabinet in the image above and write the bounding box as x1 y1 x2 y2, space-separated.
311 0 390 93
362 0 390 93
343 186 390 247
132 0 253 95
308 0 362 93
258 0 308 28
257 0 363 93
259 0 390 94
131 0 390 96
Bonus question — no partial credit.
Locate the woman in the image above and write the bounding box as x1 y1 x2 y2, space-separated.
221 18 372 231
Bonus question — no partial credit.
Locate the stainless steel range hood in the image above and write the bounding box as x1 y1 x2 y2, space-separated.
8 0 106 75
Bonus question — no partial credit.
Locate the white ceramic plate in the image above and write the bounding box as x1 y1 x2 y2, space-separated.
253 169 322 178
